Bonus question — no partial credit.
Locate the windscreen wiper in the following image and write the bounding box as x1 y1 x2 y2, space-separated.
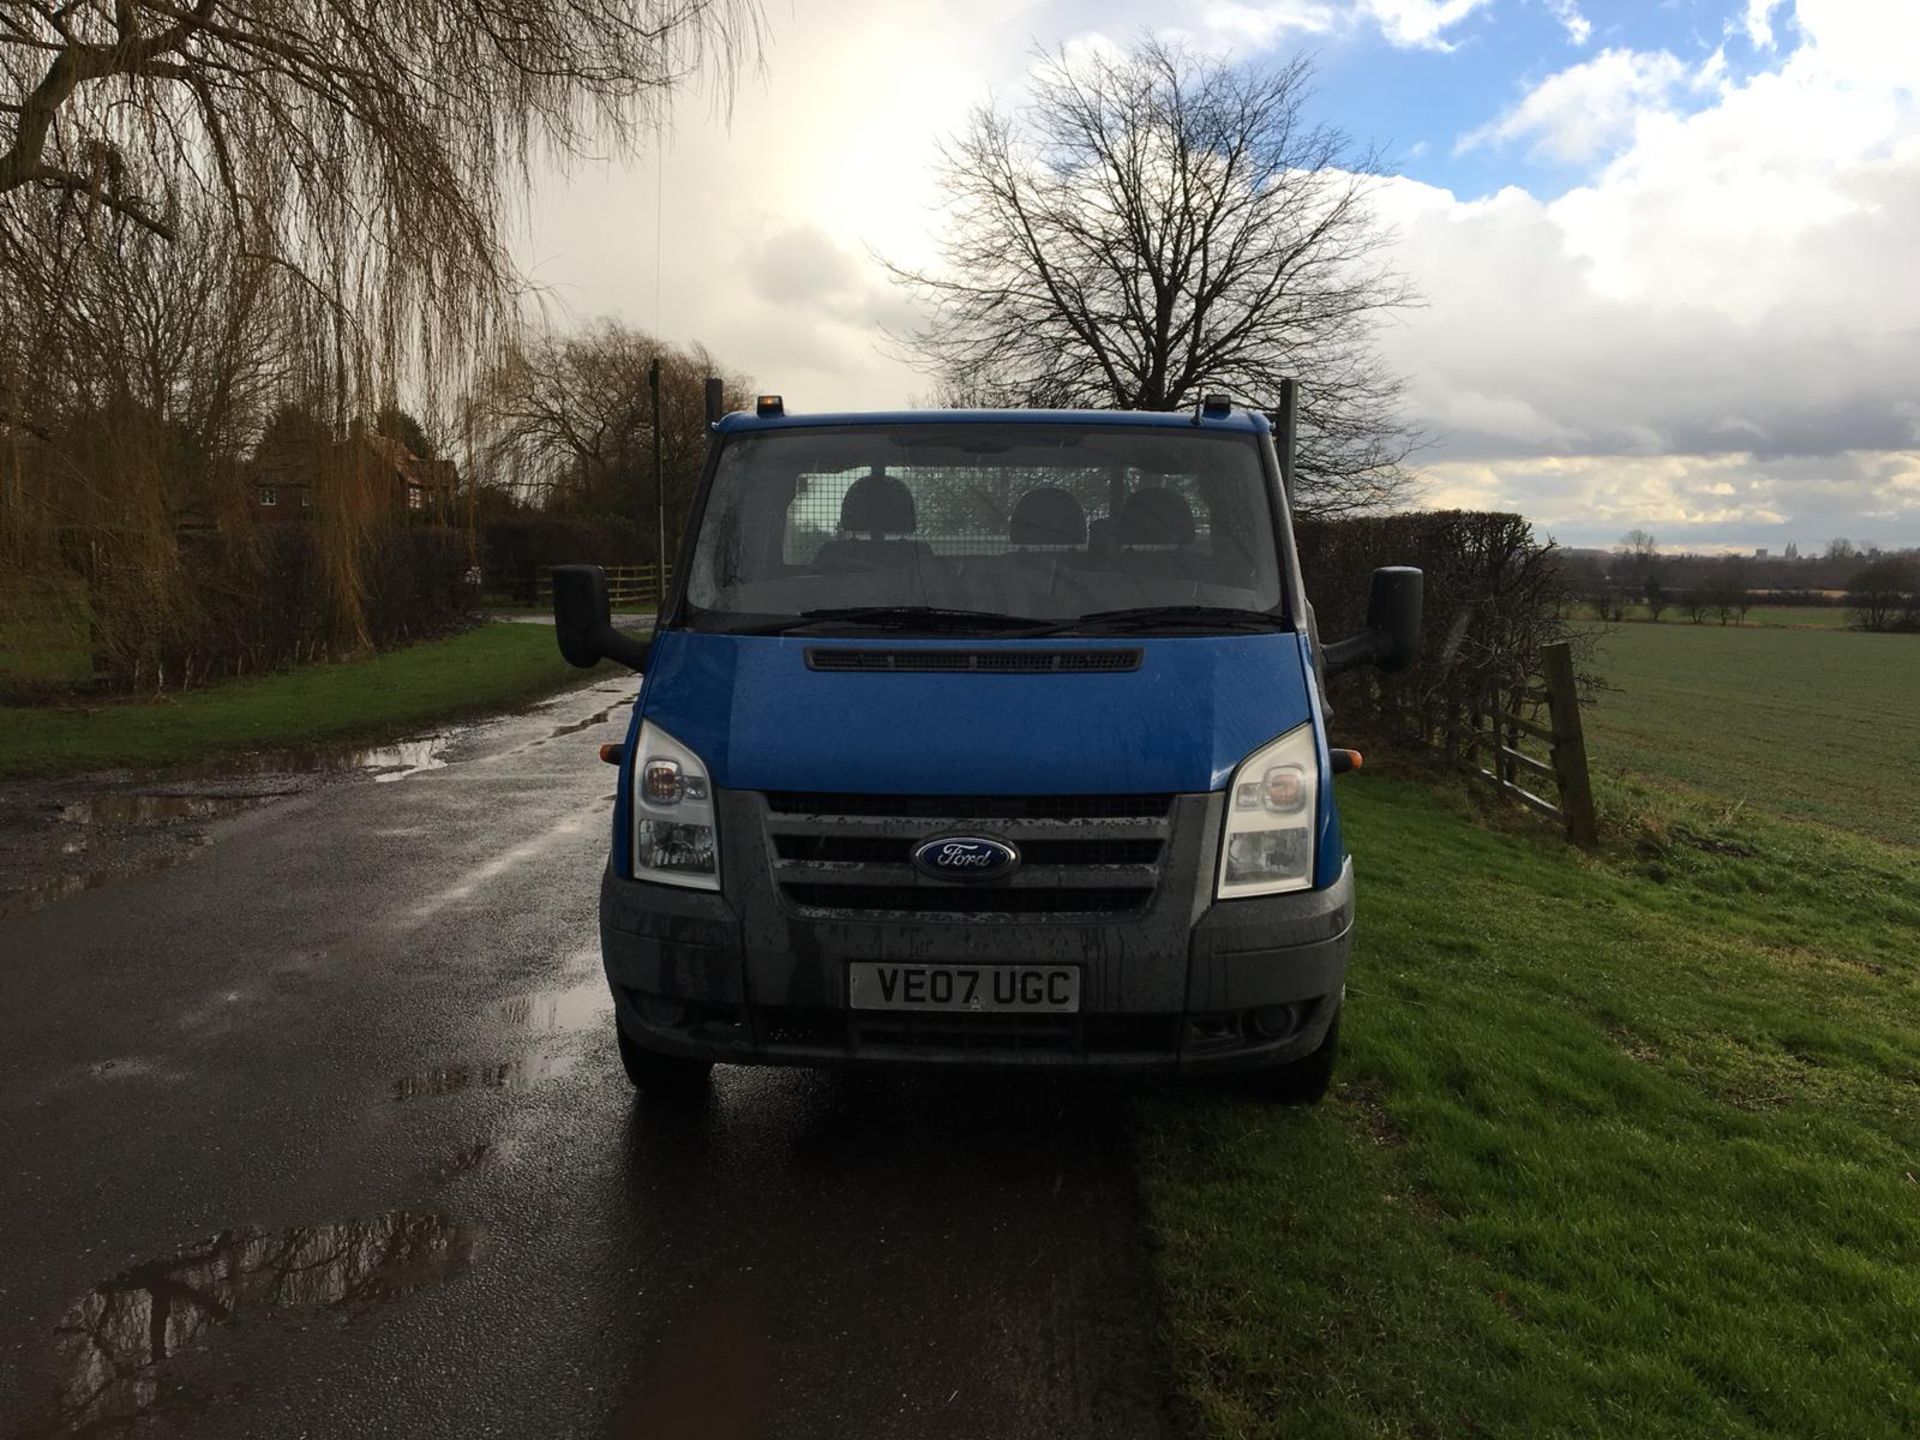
1049 605 1291 634
768 605 1052 634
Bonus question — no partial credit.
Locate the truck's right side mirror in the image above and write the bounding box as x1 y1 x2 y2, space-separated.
1323 566 1423 677
553 565 652 672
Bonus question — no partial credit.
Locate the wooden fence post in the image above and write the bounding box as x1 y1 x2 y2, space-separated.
1542 641 1598 846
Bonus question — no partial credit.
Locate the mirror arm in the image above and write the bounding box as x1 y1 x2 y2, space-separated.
597 625 651 672
1322 629 1387 676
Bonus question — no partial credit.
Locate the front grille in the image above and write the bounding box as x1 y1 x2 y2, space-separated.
761 789 1176 919
780 884 1151 915
773 834 1163 866
764 791 1173 820
806 648 1142 674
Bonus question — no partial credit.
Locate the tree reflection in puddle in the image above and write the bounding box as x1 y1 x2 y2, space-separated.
391 1050 577 1101
36 1210 478 1436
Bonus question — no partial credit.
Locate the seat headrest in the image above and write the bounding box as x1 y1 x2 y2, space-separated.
1009 487 1087 547
839 469 916 537
1116 487 1195 547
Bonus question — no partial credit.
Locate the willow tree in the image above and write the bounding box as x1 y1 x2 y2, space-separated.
889 36 1418 515
1 0 760 389
1 1 758 679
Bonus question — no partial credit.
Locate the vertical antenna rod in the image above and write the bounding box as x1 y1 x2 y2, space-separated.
1275 377 1298 508
649 357 665 589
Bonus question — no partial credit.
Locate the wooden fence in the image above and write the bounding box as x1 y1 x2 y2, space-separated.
1397 640 1598 846
1462 643 1596 844
502 564 672 610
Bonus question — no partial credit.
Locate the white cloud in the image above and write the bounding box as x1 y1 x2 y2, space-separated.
1356 0 1494 50
1458 47 1705 164
1543 0 1591 46
1382 1 1920 545
1742 0 1787 48
1195 0 1341 47
1420 451 1920 550
1194 0 1490 51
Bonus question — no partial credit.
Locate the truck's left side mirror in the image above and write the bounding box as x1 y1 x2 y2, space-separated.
1323 566 1423 677
553 565 652 672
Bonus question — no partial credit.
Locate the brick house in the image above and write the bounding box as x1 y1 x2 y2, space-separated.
250 433 459 525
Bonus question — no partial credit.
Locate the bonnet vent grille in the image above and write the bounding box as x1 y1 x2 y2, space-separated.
805 648 1141 674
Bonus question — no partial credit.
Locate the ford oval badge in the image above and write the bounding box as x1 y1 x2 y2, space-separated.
911 835 1020 882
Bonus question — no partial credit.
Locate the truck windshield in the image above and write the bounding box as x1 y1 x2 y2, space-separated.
683 424 1287 633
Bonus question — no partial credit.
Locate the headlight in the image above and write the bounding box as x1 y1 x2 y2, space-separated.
631 721 720 890
1216 723 1318 899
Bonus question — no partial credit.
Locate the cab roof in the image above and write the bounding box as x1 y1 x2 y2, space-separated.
712 406 1272 436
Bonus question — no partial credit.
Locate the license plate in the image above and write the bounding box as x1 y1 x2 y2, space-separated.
847 963 1080 1014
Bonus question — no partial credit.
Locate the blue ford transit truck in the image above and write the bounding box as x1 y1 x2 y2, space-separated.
554 398 1420 1102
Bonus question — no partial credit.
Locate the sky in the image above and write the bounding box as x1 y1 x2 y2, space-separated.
519 0 1920 553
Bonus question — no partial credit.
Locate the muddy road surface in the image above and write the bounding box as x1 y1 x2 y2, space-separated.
0 680 1183 1439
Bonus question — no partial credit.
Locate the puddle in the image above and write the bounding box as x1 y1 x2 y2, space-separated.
148 731 461 783
0 852 209 922
547 707 614 739
354 736 451 783
60 793 275 826
30 1210 478 1437
85 1057 182 1082
489 977 608 1035
4 872 93 917
430 1141 495 1185
392 1051 577 1101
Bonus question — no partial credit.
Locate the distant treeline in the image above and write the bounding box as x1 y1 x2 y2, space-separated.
1554 543 1920 632
1556 544 1920 596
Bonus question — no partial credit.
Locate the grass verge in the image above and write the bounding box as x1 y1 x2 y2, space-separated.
1137 772 1920 1438
0 622 609 779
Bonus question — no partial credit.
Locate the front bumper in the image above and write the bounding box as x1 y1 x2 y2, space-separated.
599 788 1352 1073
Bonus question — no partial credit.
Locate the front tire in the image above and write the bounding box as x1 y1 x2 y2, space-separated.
1257 1010 1340 1104
616 1023 712 1094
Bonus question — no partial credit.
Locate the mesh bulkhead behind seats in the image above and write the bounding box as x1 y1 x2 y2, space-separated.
811 469 935 573
1009 486 1088 549
1112 487 1209 580
986 485 1092 611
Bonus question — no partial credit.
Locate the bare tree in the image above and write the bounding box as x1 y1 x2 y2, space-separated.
1643 575 1668 622
887 35 1418 515
466 319 750 552
1846 558 1915 632
1704 568 1748 625
1 0 761 393
1618 529 1658 576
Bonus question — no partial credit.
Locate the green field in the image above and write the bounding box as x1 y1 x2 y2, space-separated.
1138 774 1920 1438
0 622 606 778
1582 622 1920 845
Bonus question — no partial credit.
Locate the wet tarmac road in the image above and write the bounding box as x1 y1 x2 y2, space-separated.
0 680 1185 1438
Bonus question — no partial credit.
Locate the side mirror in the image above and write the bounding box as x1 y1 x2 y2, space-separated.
553 565 652 672
1323 566 1423 677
